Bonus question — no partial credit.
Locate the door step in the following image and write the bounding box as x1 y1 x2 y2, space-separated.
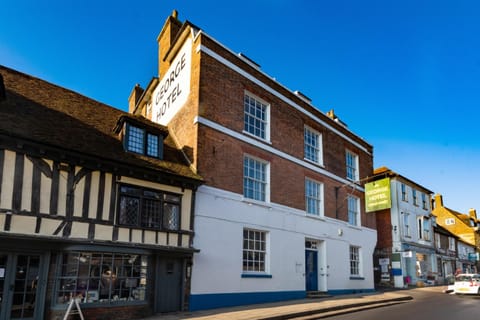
306 291 331 299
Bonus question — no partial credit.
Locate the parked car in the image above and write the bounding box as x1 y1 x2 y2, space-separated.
454 273 480 295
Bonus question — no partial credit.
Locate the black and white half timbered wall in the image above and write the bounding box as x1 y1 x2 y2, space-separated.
0 149 194 247
0 65 203 320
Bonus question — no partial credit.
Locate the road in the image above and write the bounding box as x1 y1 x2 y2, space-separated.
324 288 480 320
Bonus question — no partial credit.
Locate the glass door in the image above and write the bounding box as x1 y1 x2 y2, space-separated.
0 254 7 318
1 254 41 320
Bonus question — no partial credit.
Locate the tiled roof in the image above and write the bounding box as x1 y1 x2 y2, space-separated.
0 65 202 184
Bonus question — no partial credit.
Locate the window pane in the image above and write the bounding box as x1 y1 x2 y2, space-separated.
350 246 360 275
141 198 161 228
244 94 267 139
348 196 359 226
304 128 321 163
305 179 322 215
127 125 145 154
346 151 358 180
163 203 180 230
242 229 267 272
119 196 140 226
243 157 267 201
118 185 182 231
55 252 148 305
146 133 159 157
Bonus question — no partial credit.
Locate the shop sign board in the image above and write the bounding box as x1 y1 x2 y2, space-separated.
365 178 391 212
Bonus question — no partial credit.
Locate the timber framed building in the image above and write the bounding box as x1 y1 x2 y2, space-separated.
0 66 203 319
130 11 377 310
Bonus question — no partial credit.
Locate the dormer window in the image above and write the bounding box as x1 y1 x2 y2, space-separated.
114 115 168 160
125 123 162 158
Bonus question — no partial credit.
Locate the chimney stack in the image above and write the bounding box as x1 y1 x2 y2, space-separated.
469 208 477 220
128 84 144 114
157 10 182 77
434 194 444 208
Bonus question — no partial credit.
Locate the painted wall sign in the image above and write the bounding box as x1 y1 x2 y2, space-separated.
149 38 192 125
365 178 391 212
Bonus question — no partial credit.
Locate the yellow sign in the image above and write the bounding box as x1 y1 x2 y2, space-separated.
365 178 391 212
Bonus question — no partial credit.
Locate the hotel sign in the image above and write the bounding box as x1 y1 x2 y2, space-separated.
365 178 391 212
149 38 192 125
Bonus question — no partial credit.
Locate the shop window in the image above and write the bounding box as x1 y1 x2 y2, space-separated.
55 252 148 305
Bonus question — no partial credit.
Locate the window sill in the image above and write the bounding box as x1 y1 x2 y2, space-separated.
304 158 325 168
350 276 365 280
241 198 272 209
241 273 272 279
242 131 272 145
305 213 326 221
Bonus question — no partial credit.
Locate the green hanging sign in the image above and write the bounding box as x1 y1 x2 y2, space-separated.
365 178 391 212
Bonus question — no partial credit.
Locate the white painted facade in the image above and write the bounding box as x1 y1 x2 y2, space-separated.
191 186 376 302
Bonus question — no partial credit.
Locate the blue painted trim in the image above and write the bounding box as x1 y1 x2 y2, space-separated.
392 268 402 276
349 276 365 280
327 288 376 295
189 290 305 311
241 273 273 278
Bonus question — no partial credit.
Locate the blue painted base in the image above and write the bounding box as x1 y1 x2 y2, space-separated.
327 288 376 295
189 290 305 311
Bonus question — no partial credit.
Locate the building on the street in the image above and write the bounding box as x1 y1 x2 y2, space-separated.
369 167 435 288
457 238 477 274
0 65 203 320
129 11 377 311
433 224 458 284
432 194 480 272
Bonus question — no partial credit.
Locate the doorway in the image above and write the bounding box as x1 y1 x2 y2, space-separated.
0 253 45 320
155 258 183 313
305 240 318 291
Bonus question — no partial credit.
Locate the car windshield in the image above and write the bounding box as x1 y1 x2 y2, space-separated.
456 274 474 282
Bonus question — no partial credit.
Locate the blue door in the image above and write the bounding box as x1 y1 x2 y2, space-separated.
305 250 318 291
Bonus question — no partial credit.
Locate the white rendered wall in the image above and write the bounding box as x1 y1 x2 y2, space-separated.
191 185 377 295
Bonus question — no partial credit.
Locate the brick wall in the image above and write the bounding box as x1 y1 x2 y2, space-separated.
375 209 392 248
153 22 375 229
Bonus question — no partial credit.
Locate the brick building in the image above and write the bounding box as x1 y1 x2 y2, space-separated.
0 66 202 319
130 11 376 310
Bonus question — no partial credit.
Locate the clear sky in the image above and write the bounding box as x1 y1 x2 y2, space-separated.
1 0 479 214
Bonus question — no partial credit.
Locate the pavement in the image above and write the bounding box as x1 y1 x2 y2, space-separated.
142 286 446 320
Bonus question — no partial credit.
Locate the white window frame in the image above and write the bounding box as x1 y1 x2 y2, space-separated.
412 189 418 206
401 183 408 202
304 126 323 165
435 233 441 249
347 195 360 226
242 228 269 273
346 150 359 181
448 237 456 251
417 217 431 241
403 212 411 237
349 246 362 276
243 155 270 202
422 193 428 210
305 178 324 217
243 92 270 141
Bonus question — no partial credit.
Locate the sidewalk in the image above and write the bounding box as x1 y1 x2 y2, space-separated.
143 287 445 320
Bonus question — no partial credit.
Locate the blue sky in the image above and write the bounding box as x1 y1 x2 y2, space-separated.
1 1 479 214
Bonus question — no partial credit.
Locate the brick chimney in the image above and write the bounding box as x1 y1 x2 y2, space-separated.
157 10 182 77
434 194 444 208
469 208 477 220
128 84 144 114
